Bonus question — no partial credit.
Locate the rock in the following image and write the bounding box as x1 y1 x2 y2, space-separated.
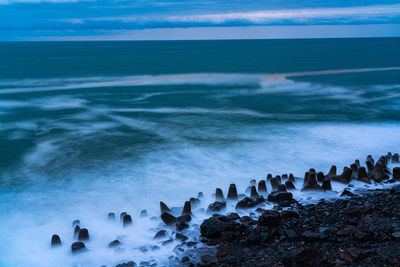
78 228 89 241
240 216 254 224
71 242 86 253
189 197 201 208
302 172 323 190
332 167 351 184
366 154 374 165
392 153 399 163
215 188 224 201
115 261 136 267
160 202 171 213
280 210 299 219
51 234 61 247
322 178 332 191
198 192 204 199
285 229 298 239
350 163 358 179
200 216 225 238
317 172 325 182
120 212 127 221
201 255 217 264
268 191 293 202
258 180 267 194
392 231 400 238
267 173 272 180
347 247 361 259
289 173 295 182
357 167 371 183
108 239 121 248
177 214 191 223
154 230 168 240
326 165 337 178
161 212 177 226
282 174 288 180
344 205 370 215
227 212 240 221
235 196 264 209
140 209 148 217
285 180 295 190
341 189 356 197
369 163 389 182
107 212 115 221
72 220 80 227
249 179 256 185
182 201 192 215
176 221 189 231
227 184 238 200
250 185 259 198
393 167 400 180
175 233 188 241
270 177 281 189
123 214 132 227
73 225 80 238
284 247 325 266
278 184 287 192
151 245 160 251
162 239 173 246
258 210 280 226
207 201 226 213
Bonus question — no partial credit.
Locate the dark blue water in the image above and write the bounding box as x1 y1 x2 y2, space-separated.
1 38 400 266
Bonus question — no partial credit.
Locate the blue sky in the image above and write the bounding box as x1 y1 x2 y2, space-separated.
1 0 400 40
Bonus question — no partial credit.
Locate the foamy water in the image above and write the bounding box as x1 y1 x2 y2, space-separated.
1 39 400 266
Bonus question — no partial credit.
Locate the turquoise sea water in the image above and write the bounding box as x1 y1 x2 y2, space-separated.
1 38 400 266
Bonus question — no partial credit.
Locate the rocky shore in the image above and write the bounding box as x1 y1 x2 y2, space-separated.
49 152 400 266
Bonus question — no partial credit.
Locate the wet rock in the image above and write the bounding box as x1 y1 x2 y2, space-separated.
280 210 299 219
71 242 86 253
175 233 188 242
161 212 177 226
201 255 217 264
317 172 325 182
267 173 272 181
258 210 280 226
176 221 189 231
151 245 160 251
285 180 296 190
392 153 400 163
278 184 287 192
357 167 371 183
393 167 400 180
344 205 370 215
200 216 225 238
73 225 80 238
270 176 281 189
332 167 351 184
51 234 61 247
116 261 136 267
160 202 171 213
162 239 173 246
250 185 259 198
302 173 323 190
240 216 254 224
123 214 132 227
227 184 238 200
207 201 226 213
282 174 288 180
284 247 325 266
325 165 337 178
249 179 256 185
189 197 201 208
78 228 89 241
72 220 80 227
215 188 224 201
289 173 295 182
198 192 204 199
227 212 240 221
108 239 121 248
236 196 264 209
138 209 147 218
177 214 191 223
120 212 127 221
322 178 332 191
341 189 356 197
369 163 390 182
258 180 267 194
154 230 168 240
351 163 358 179
107 212 115 221
267 191 293 202
182 201 192 215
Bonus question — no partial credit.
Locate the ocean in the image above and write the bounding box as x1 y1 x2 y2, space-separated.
1 38 400 266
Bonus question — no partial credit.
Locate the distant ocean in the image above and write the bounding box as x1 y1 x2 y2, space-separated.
1 38 400 266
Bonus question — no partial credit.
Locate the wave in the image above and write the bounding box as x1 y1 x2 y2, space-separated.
1 67 399 95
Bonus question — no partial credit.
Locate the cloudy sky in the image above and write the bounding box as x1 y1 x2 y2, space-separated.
1 0 400 40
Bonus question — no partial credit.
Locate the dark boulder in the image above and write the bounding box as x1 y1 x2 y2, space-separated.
270 177 281 189
51 234 61 247
341 189 356 197
322 178 332 191
302 173 323 190
154 230 168 240
161 212 176 226
198 192 204 198
182 201 192 215
280 210 299 219
394 167 400 180
268 191 293 202
357 167 371 183
332 167 352 184
108 239 121 248
317 172 324 182
250 185 259 198
392 153 399 163
175 233 188 242
73 225 80 238
258 210 280 226
71 242 86 253
78 228 89 241
285 180 295 190
140 209 148 217
200 216 225 238
160 202 171 213
235 196 264 209
325 165 337 178
227 184 238 200
258 180 267 194
176 221 189 231
120 212 127 221
249 179 256 185
177 214 191 223
123 214 132 227
267 173 272 181
72 220 80 227
350 163 358 179
215 188 224 201
207 201 226 213
189 197 201 208
344 205 370 215
289 173 295 182
278 184 287 192
107 212 115 221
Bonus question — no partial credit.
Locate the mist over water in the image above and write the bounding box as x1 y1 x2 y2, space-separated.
1 39 400 266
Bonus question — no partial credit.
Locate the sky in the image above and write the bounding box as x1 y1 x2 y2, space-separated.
1 0 400 40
